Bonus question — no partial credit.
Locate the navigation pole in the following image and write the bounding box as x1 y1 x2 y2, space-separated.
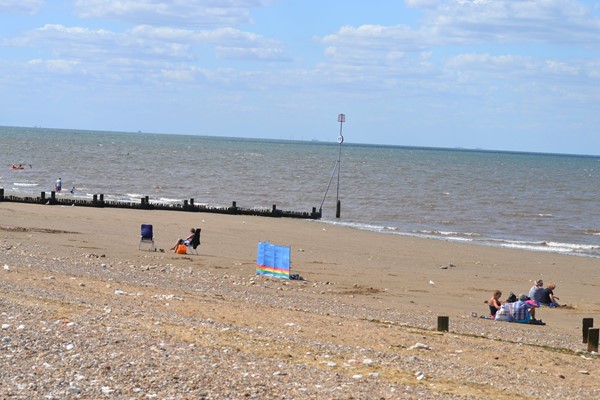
335 113 345 218
319 113 346 219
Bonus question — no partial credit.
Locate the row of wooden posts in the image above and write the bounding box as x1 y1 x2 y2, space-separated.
0 189 322 219
437 316 599 352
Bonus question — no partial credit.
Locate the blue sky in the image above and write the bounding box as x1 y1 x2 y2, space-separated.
1 0 599 155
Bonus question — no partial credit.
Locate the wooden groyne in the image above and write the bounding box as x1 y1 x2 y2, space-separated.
0 189 322 220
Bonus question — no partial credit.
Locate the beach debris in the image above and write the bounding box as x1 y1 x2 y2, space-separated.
2 264 9 271
153 294 182 301
67 387 81 395
17 325 25 330
362 358 374 366
114 289 126 295
66 343 75 350
409 343 431 350
429 280 435 285
352 374 363 380
1 324 10 330
415 371 426 380
579 370 590 375
440 263 457 269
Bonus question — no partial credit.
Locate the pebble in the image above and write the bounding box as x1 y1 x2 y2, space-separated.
409 342 431 350
1 235 597 400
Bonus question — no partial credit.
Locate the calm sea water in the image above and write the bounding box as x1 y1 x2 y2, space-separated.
2 126 600 257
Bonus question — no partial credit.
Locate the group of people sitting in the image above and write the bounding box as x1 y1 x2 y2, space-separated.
487 279 561 325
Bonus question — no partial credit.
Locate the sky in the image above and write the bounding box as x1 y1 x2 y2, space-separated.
1 0 599 155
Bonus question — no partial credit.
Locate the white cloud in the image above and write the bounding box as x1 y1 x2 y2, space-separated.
15 22 288 64
216 46 289 61
427 0 600 45
315 0 600 92
0 0 43 14
405 0 440 8
45 59 82 74
542 60 580 75
74 0 270 27
324 0 600 53
3 20 290 89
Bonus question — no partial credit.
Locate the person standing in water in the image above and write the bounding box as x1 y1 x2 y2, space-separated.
55 177 62 193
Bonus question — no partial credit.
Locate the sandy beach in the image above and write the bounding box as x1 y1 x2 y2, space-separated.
1 201 599 399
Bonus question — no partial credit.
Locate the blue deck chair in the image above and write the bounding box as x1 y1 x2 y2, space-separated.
139 224 155 251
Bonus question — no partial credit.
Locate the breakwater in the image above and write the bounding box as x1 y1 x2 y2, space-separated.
0 189 322 220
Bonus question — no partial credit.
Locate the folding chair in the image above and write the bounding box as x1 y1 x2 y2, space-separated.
187 228 201 254
139 224 155 251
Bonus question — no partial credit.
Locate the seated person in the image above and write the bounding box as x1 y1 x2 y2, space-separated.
539 283 560 307
488 290 502 318
512 294 536 323
528 279 544 303
170 228 196 253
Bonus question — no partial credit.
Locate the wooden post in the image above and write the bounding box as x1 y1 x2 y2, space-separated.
41 192 46 200
51 191 56 201
437 316 449 332
583 318 594 343
336 200 341 218
183 200 188 207
190 198 194 207
587 328 599 352
93 194 98 203
0 188 4 200
100 194 104 202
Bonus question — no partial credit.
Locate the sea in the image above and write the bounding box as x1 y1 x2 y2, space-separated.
1 126 600 258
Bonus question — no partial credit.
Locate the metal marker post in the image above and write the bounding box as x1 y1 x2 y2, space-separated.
319 113 346 218
336 113 345 218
